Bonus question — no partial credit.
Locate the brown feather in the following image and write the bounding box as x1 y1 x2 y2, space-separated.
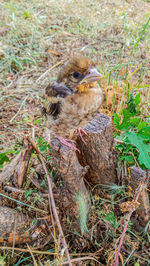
43 55 104 139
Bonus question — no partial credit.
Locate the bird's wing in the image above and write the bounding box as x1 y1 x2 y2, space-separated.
43 82 74 117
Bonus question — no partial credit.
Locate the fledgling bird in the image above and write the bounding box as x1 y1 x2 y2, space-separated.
43 55 104 150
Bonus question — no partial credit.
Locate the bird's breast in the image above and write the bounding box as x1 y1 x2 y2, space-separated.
58 87 103 134
46 87 103 138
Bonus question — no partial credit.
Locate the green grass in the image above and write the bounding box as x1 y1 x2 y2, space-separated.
0 0 150 265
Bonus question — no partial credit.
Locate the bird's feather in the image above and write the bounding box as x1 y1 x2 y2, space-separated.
43 55 104 139
43 81 74 117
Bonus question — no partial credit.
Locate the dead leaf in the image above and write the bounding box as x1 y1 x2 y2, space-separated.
47 49 61 56
120 200 140 213
107 90 114 106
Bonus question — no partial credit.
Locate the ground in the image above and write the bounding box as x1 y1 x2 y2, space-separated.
0 0 150 265
0 0 149 152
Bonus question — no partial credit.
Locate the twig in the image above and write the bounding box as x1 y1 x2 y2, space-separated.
36 60 64 83
0 153 21 184
129 152 140 168
4 186 25 194
27 244 38 266
0 246 102 258
0 246 58 255
114 139 124 144
9 94 29 123
26 136 72 266
0 193 47 214
30 177 48 193
12 216 17 257
62 256 103 265
114 184 144 266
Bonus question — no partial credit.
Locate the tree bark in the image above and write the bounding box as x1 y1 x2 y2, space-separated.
51 138 89 219
0 206 47 244
14 138 32 188
50 114 118 235
129 166 150 229
76 114 118 185
0 138 32 187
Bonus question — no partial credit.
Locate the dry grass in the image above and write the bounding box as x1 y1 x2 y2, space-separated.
0 0 150 264
0 0 149 152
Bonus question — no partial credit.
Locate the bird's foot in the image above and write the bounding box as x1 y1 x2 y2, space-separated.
74 127 88 144
57 136 80 152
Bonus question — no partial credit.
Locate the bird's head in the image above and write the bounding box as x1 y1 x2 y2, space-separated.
57 55 102 93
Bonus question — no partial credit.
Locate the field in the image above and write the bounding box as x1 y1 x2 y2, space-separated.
0 0 150 265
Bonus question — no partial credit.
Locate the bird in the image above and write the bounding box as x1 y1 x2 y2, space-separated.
43 55 104 151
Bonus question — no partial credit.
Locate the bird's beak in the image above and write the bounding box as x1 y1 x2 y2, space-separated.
80 68 102 84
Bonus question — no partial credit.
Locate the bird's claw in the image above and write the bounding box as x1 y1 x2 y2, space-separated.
57 136 80 153
74 127 88 144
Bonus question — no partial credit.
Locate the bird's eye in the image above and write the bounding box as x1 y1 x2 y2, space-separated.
73 72 80 78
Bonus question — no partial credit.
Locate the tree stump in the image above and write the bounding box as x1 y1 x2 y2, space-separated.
50 114 118 235
51 138 89 220
76 114 118 185
0 206 47 244
0 206 31 244
129 166 150 229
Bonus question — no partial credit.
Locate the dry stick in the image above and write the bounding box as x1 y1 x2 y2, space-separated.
4 186 25 194
12 217 17 257
0 246 102 259
0 246 58 255
9 94 29 123
114 184 144 266
27 244 38 266
0 153 21 184
0 193 47 214
26 136 72 266
36 60 64 83
62 256 103 265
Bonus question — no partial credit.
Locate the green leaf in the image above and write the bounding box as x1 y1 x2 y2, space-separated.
0 255 5 266
24 189 35 199
24 11 30 18
33 118 42 125
37 137 50 152
138 126 150 140
125 131 150 169
37 137 43 145
134 261 140 266
129 117 141 127
120 155 134 163
105 212 116 226
31 217 36 226
118 109 135 130
138 121 147 131
114 113 119 128
127 94 137 114
0 153 10 169
134 93 141 106
131 17 150 55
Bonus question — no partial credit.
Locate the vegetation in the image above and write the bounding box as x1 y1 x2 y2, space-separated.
114 93 150 169
0 0 149 265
